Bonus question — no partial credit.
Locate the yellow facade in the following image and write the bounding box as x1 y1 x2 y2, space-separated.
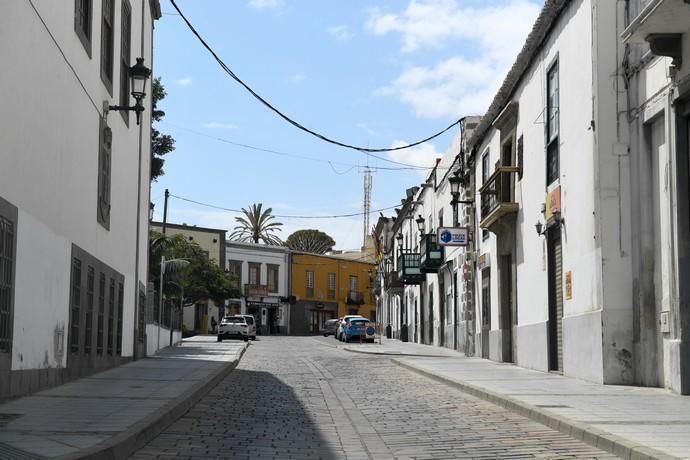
291 252 377 320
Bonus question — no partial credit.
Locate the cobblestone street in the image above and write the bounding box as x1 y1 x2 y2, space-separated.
130 337 619 460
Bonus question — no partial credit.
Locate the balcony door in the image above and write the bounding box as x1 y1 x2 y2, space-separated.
500 138 513 203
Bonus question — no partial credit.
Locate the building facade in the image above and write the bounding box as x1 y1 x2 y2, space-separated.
150 221 226 343
0 0 160 399
291 252 376 335
225 241 290 335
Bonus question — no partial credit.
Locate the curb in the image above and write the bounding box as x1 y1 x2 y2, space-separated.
392 358 680 460
343 346 452 358
58 343 248 460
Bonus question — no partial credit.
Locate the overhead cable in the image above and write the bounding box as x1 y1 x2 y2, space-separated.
169 193 398 219
169 0 461 157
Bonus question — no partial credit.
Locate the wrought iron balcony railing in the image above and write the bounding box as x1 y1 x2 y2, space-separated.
244 284 268 297
346 290 364 305
479 166 520 232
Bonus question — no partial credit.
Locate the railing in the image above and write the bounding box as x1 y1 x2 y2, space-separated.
397 251 424 285
478 166 520 230
419 233 444 273
244 284 268 297
346 290 364 305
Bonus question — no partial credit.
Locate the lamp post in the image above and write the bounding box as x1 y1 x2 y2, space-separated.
107 57 151 125
415 215 425 235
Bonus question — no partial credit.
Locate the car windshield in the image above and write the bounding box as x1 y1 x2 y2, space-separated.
349 319 368 326
222 317 244 324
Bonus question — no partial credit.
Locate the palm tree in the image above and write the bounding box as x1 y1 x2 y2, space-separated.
229 203 283 244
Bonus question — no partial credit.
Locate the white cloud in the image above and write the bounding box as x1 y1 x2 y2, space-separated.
175 77 193 86
248 0 280 9
205 122 239 130
289 73 306 83
367 0 541 118
328 25 354 41
388 140 442 177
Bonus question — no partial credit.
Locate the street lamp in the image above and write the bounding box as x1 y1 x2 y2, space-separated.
415 215 425 234
535 220 544 236
107 57 151 125
449 174 462 200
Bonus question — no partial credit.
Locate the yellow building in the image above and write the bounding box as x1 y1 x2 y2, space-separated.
290 252 376 335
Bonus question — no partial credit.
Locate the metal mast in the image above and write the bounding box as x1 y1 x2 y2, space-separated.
363 167 372 248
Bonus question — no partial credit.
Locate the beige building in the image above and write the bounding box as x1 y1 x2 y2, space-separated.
150 222 226 335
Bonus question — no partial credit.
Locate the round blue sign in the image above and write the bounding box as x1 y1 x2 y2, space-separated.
440 230 452 243
366 326 376 336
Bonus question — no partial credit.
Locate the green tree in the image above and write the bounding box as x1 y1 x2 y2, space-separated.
284 229 335 254
229 203 283 244
151 77 175 182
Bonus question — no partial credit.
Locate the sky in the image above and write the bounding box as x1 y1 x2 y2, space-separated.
151 0 542 251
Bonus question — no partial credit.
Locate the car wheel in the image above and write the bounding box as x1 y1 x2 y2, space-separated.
250 336 257 341
217 337 222 342
323 333 328 337
243 337 249 342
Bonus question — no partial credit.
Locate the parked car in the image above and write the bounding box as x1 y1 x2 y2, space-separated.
236 314 257 340
337 315 364 341
217 316 250 342
322 318 339 337
342 318 375 343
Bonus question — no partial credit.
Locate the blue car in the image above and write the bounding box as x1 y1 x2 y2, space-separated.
342 318 375 343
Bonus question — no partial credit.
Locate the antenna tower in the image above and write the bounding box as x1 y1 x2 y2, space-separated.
362 167 372 248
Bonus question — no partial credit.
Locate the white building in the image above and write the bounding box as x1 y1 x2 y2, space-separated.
225 241 291 335
621 0 690 394
0 1 160 398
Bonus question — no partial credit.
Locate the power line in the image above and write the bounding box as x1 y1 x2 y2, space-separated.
160 121 429 171
168 193 398 219
169 0 461 157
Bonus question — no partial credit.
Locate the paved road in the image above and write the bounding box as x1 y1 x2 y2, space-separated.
130 337 618 460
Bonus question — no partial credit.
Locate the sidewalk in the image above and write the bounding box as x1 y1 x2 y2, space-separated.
342 338 690 460
0 336 247 460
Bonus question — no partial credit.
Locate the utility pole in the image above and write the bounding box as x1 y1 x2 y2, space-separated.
162 188 169 234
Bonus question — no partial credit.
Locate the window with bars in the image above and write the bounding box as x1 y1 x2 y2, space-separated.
0 199 17 355
227 260 242 288
267 264 279 292
107 279 115 355
327 272 336 299
97 273 105 355
119 0 131 124
349 275 358 292
546 60 559 186
306 271 314 298
69 258 82 354
97 118 112 229
85 266 94 355
100 0 114 93
74 0 92 56
117 282 123 355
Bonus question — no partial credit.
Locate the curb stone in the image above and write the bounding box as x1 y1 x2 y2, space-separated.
392 358 680 460
57 343 249 460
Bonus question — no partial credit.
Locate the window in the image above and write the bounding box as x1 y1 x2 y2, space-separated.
100 0 115 92
74 0 92 56
97 118 112 229
546 60 560 186
227 260 242 287
0 197 17 356
119 0 131 124
482 151 490 240
85 266 94 354
327 272 336 299
349 275 358 292
97 273 105 355
517 135 524 181
306 271 314 298
248 263 261 285
107 278 115 355
267 264 279 292
438 209 443 229
69 258 82 354
116 282 123 355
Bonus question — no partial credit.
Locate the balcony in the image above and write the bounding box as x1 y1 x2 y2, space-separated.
419 233 444 273
346 290 364 305
397 251 424 285
244 284 268 297
479 166 520 233
386 270 403 290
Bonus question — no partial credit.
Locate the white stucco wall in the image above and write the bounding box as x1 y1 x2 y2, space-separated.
0 1 154 369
